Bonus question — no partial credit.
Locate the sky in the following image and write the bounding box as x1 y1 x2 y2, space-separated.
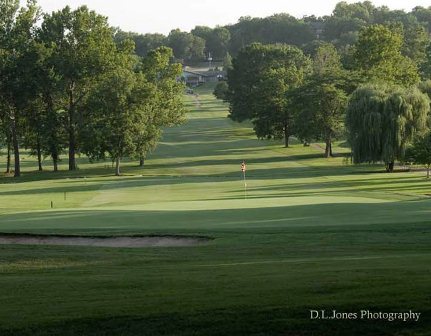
26 0 431 35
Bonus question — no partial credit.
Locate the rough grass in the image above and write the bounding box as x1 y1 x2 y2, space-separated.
0 83 430 335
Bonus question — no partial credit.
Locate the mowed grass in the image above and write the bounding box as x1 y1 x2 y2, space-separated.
0 83 430 335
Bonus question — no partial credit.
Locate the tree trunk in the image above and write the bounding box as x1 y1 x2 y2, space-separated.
324 138 332 158
6 137 11 174
37 137 43 171
139 157 145 167
427 165 430 179
68 131 76 171
68 84 77 171
52 153 58 172
385 162 395 173
115 157 121 176
12 117 20 177
45 94 58 173
284 123 289 148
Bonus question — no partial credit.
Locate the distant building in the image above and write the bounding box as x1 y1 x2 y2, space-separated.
181 67 226 87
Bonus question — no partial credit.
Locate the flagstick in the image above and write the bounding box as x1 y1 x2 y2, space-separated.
243 170 247 200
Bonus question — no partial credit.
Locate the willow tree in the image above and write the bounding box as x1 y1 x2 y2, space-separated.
346 85 430 172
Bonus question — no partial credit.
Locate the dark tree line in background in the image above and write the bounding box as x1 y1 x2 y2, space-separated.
114 1 431 77
0 0 185 177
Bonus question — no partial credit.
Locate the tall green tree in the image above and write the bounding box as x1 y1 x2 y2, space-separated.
206 27 231 59
138 47 185 165
0 99 13 173
32 42 67 172
0 0 40 177
82 46 185 176
213 81 228 100
421 44 431 79
82 69 153 176
291 82 347 157
167 29 205 61
353 24 420 86
406 132 431 178
227 43 311 147
290 43 349 156
114 30 166 57
226 14 314 55
39 6 118 171
346 84 430 172
223 52 233 70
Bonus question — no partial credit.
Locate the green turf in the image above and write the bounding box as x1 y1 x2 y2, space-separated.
0 83 430 335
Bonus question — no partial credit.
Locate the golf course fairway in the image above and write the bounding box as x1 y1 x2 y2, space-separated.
0 83 430 335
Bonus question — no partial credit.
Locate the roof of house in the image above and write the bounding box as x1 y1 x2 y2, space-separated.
183 67 226 77
182 70 209 77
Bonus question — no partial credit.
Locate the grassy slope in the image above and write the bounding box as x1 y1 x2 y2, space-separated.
0 83 430 335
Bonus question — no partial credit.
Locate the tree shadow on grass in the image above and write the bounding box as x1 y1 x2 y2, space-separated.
2 199 431 234
1 163 426 196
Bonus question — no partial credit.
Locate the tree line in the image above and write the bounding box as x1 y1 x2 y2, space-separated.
115 1 431 76
221 21 431 173
0 0 185 177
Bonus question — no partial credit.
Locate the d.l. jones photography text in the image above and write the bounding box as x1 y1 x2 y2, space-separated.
310 310 421 322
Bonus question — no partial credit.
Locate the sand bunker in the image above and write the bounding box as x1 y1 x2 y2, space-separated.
0 234 210 248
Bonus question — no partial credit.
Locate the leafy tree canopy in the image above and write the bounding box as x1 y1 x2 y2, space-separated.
346 84 430 171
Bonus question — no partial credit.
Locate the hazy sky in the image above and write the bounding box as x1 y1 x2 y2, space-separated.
29 1 431 34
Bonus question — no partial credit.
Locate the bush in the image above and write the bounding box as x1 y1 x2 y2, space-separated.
213 81 228 100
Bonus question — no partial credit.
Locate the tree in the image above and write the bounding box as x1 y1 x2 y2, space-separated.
0 99 13 173
227 43 311 147
114 30 167 57
191 26 212 40
290 43 350 156
0 0 40 177
421 44 431 79
39 6 118 171
139 47 185 166
167 29 205 61
291 82 347 157
313 43 341 72
134 123 161 167
406 132 431 178
32 42 67 172
213 81 228 100
82 46 185 176
346 84 430 172
82 69 153 176
21 98 45 171
412 6 431 32
401 20 430 67
223 52 233 71
206 27 231 59
353 24 420 86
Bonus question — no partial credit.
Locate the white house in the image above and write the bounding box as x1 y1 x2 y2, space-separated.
181 68 226 87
